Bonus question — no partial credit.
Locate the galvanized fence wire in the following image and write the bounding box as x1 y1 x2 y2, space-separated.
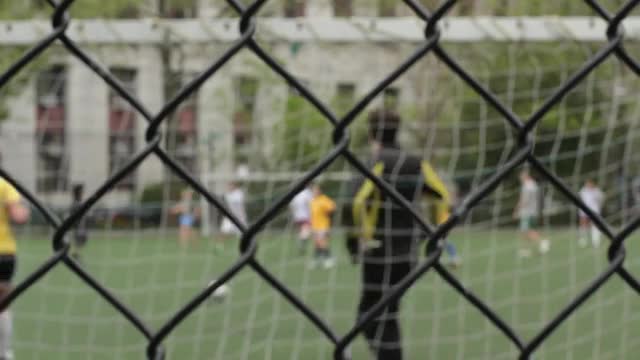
0 0 639 359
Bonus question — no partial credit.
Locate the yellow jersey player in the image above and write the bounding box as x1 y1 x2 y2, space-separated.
0 173 30 360
309 184 336 269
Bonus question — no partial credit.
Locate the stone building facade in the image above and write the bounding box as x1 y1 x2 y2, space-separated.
0 1 609 206
0 2 433 206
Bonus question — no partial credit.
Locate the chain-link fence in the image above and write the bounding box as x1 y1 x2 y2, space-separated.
0 0 639 359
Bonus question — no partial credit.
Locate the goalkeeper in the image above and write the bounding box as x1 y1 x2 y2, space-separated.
344 109 451 360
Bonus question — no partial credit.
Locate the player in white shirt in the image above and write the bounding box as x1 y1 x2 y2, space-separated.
219 182 248 250
289 186 313 255
578 179 605 248
514 170 550 257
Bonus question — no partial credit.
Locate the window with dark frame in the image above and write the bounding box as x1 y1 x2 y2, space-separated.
378 0 396 17
284 0 306 17
383 87 400 111
163 0 198 18
108 68 137 191
334 82 356 115
35 65 68 193
333 0 353 17
32 0 140 18
455 0 475 15
115 4 141 18
233 77 258 159
167 72 199 175
29 0 48 12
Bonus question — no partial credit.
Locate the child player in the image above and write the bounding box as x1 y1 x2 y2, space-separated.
171 188 197 247
578 179 605 248
309 183 336 269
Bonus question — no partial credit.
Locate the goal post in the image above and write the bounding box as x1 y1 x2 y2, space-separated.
1 17 639 45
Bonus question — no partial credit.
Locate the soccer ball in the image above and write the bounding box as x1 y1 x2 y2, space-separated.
208 280 230 303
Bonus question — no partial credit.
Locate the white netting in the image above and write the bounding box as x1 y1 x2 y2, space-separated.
195 39 640 359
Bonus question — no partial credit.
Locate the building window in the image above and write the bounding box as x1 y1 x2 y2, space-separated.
35 66 68 193
284 0 306 17
28 0 48 13
383 87 400 111
162 0 198 18
233 76 258 164
108 68 137 191
167 73 198 174
378 0 396 16
115 4 141 18
455 0 475 15
334 82 356 115
333 0 353 17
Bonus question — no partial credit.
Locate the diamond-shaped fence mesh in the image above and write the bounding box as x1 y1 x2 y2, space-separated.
0 0 639 359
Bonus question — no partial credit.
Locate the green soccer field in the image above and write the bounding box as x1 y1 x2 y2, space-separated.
8 227 640 360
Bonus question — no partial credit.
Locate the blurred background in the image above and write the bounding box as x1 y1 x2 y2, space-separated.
0 1 639 359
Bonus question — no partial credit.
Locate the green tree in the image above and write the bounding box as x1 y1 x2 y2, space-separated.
276 94 330 170
400 41 637 224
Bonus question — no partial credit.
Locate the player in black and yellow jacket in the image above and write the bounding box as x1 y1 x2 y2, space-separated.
344 109 451 360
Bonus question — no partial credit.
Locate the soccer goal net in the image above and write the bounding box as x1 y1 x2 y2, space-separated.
196 36 640 360
0 10 639 360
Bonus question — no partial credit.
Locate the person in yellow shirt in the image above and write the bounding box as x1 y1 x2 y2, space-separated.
0 174 30 360
309 184 336 269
